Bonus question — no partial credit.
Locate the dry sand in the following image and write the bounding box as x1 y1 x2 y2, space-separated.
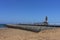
0 28 60 40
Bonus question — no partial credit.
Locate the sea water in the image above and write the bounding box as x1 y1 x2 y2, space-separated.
0 24 6 28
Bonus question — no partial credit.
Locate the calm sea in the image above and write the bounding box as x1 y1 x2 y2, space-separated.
0 24 6 28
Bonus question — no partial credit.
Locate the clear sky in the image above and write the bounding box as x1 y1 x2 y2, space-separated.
0 0 60 24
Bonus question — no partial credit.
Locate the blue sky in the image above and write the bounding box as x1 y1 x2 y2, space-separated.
0 0 60 24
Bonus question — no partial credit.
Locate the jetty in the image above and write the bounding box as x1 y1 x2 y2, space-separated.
6 16 60 32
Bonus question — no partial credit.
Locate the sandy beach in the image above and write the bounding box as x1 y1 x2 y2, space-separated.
0 28 60 40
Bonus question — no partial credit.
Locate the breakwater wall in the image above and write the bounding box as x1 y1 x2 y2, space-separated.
6 24 56 32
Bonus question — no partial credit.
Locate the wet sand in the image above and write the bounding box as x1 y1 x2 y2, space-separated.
0 28 60 40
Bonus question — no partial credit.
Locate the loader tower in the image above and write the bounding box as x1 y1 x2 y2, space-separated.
43 16 48 25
